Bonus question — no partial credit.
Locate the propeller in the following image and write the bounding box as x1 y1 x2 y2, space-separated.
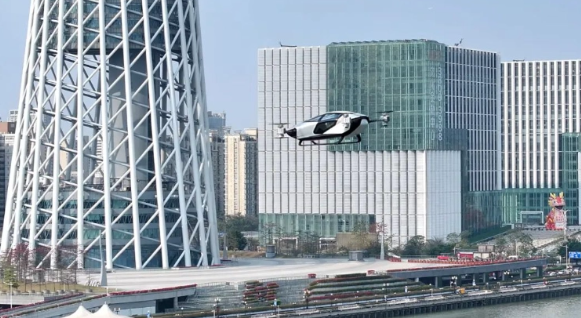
370 111 394 126
270 123 288 138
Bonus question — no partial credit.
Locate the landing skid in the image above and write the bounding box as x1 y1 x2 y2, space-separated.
298 135 362 146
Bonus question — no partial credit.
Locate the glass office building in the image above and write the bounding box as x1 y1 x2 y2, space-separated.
258 40 502 245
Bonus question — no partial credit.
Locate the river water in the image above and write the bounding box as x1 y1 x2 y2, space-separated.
422 295 581 318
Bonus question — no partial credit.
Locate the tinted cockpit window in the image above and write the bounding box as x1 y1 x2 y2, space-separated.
306 115 323 122
313 121 337 134
320 113 343 121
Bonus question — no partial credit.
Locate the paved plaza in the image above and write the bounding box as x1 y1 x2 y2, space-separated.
95 258 453 291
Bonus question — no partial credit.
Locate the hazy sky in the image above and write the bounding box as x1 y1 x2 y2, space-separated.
1 0 580 130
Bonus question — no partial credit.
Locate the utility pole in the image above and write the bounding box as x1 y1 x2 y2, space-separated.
564 210 569 267
380 230 385 260
378 222 386 261
223 232 228 260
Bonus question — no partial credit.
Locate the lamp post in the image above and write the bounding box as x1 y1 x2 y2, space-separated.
274 298 280 316
213 298 221 317
380 229 385 260
97 230 107 287
304 289 311 309
563 210 569 267
451 276 458 294
5 281 13 308
383 282 388 301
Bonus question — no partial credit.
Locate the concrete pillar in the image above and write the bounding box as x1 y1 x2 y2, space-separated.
174 297 179 310
483 273 489 283
435 276 443 288
537 267 543 278
520 269 526 279
415 277 420 282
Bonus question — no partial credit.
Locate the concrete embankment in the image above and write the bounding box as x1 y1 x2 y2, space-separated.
302 283 581 318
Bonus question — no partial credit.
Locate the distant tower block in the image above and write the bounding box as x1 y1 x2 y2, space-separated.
0 0 220 270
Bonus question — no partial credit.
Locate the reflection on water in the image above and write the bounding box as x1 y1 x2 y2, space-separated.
422 296 581 318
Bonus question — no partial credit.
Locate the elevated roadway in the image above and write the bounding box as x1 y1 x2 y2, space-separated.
388 258 547 281
91 258 454 291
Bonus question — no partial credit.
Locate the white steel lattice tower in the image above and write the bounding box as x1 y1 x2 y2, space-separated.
0 0 221 270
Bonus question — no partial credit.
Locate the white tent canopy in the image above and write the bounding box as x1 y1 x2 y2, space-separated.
63 303 130 318
91 303 130 318
63 305 91 318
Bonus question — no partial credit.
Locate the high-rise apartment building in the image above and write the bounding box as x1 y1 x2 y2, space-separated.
209 130 226 220
208 111 227 131
206 111 228 220
0 133 15 229
501 60 581 224
225 129 258 217
8 110 18 123
258 40 501 245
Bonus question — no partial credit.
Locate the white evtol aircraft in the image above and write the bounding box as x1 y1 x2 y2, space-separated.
273 111 393 146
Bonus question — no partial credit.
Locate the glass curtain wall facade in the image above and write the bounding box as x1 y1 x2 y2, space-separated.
446 47 501 192
326 40 450 152
559 133 581 224
500 188 561 225
447 47 502 233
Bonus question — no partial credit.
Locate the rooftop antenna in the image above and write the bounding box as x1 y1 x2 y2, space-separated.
279 41 297 48
454 38 463 47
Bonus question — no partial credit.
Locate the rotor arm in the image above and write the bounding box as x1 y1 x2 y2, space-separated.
370 111 394 127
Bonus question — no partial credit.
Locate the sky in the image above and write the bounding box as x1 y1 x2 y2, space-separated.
1 0 581 130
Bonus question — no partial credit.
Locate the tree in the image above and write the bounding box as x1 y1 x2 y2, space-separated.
558 238 581 258
494 236 509 255
56 245 79 289
515 232 535 256
260 222 278 245
423 238 453 256
226 230 248 251
352 221 371 250
296 231 320 255
3 265 19 290
505 230 535 256
402 236 426 256
220 214 259 232
246 238 260 251
446 233 461 245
